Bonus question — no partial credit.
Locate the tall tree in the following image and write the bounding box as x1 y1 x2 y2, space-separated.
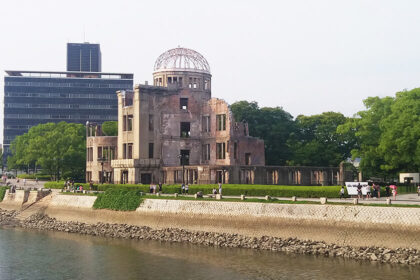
337 89 420 178
289 112 356 166
230 101 296 165
8 122 86 180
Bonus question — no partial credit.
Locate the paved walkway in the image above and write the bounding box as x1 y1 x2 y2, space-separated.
3 178 47 190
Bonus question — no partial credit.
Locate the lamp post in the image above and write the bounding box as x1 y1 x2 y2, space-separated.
97 157 106 184
178 154 189 185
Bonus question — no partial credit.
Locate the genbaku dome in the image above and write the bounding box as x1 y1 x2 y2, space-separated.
86 47 342 185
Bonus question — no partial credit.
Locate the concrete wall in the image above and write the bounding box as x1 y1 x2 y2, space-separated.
39 196 420 249
49 194 96 209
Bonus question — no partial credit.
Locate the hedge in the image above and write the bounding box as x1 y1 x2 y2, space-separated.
45 182 344 198
0 186 8 202
93 188 143 211
17 174 52 180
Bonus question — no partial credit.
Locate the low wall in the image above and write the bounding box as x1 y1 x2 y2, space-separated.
40 196 420 250
49 194 96 209
137 199 420 227
0 190 26 210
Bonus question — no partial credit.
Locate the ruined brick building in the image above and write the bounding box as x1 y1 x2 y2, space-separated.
87 47 341 185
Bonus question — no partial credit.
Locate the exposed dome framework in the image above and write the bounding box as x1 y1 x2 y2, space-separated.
154 47 211 74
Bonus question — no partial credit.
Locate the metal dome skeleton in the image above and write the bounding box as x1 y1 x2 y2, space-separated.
153 47 211 74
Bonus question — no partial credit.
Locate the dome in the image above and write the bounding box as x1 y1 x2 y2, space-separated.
153 47 211 74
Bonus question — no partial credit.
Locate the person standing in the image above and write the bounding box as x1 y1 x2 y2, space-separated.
357 183 362 199
218 182 222 195
417 184 420 197
385 185 390 197
185 184 189 194
390 184 397 200
158 182 162 193
339 186 345 199
377 184 381 199
181 183 185 194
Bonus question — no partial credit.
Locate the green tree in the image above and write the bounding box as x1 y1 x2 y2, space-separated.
338 89 420 178
102 121 118 136
230 101 296 165
289 112 356 166
7 122 86 180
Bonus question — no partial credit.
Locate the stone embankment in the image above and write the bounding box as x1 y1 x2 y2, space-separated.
1 209 419 265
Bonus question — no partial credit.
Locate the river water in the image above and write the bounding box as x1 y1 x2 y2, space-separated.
0 227 418 280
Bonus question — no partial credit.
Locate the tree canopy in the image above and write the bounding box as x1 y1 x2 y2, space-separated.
289 112 357 167
7 122 86 180
102 121 118 136
338 89 420 178
230 101 296 165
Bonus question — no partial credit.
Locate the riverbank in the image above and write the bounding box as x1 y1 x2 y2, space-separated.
1 191 420 265
0 209 419 265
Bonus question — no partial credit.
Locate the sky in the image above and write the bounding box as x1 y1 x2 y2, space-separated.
1 0 420 136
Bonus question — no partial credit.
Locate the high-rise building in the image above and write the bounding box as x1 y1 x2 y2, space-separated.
3 70 133 158
67 43 102 72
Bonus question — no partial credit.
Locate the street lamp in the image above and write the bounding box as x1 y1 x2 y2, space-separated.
177 154 189 185
97 157 106 184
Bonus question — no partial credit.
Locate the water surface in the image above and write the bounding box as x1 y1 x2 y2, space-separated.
0 227 418 280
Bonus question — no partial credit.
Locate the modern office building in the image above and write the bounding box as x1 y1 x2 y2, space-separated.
3 70 133 157
67 43 102 72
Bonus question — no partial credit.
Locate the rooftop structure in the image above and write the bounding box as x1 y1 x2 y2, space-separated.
67 43 101 72
153 47 211 74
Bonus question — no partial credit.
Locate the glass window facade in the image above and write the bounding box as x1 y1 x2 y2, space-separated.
3 71 133 158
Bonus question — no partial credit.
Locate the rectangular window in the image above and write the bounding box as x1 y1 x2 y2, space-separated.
123 115 133 131
180 98 188 110
216 114 226 131
123 143 133 159
202 144 210 161
97 147 102 160
180 122 191 138
149 143 154 159
87 147 93 161
245 153 251 165
202 116 210 132
110 147 116 160
149 114 154 131
128 143 133 159
180 150 190 165
103 147 109 160
216 142 226 159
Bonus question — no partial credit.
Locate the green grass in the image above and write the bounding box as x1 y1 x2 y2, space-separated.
0 186 8 202
93 188 143 211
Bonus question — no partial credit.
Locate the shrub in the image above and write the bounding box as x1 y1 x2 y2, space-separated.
44 182 344 198
17 174 52 180
0 186 8 202
93 188 143 211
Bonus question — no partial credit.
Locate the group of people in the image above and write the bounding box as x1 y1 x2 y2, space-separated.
63 180 84 192
149 182 163 194
341 183 402 200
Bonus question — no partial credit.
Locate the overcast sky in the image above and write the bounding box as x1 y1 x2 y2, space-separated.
1 0 420 131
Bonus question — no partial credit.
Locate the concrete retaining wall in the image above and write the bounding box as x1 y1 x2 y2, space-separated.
0 190 26 209
49 194 96 209
137 199 420 227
